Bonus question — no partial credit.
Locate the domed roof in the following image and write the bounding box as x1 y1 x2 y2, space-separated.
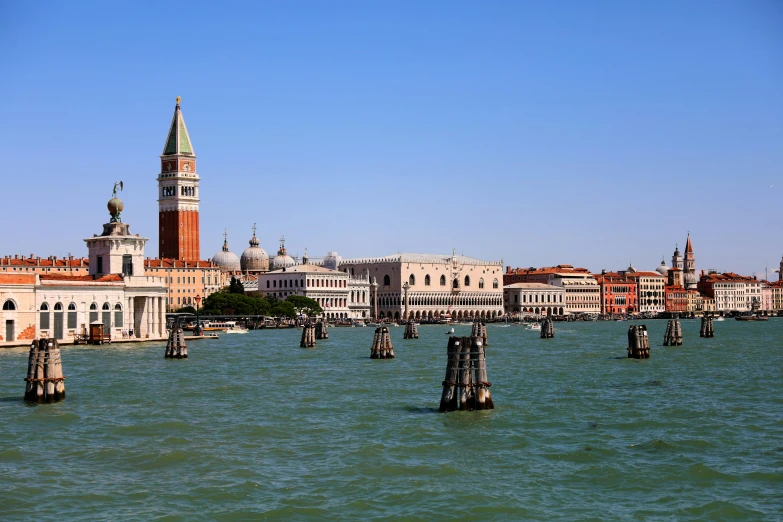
240 225 269 273
271 235 296 270
211 232 241 273
684 272 698 284
656 259 669 276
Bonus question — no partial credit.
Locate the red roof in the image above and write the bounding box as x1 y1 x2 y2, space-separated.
0 273 36 284
39 274 123 282
144 258 217 268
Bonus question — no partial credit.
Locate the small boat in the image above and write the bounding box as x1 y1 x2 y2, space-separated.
715 316 725 322
221 321 249 334
445 327 454 335
526 323 541 331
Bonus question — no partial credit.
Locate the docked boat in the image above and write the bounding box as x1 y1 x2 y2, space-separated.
184 321 229 332
217 321 248 333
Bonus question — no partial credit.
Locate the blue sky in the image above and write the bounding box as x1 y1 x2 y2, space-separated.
1 1 781 278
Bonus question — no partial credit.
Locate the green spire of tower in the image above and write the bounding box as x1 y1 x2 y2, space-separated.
163 96 194 156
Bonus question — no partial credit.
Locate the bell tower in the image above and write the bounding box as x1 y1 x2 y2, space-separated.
158 97 200 261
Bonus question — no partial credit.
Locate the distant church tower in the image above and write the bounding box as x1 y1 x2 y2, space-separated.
779 255 783 282
158 97 200 261
683 233 697 290
671 244 683 271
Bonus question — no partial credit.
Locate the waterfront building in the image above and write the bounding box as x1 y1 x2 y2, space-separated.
503 264 591 286
255 259 371 319
503 283 566 316
1 195 167 345
768 280 783 312
339 251 504 321
158 97 200 261
619 266 666 315
760 282 773 314
594 271 637 315
664 284 688 313
143 258 221 309
697 271 764 312
1 255 89 276
547 272 601 314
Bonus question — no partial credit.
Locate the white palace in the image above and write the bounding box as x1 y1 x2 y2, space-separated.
339 251 505 321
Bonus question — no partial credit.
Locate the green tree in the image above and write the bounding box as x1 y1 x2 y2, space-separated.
286 295 323 318
228 277 245 294
271 300 296 319
175 306 197 315
201 292 270 316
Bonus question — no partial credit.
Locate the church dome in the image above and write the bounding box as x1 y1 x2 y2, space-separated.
240 227 269 273
684 272 698 285
271 236 296 270
211 233 241 273
656 259 669 276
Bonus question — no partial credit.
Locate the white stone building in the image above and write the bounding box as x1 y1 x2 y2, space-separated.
547 272 601 314
339 251 505 321
503 283 567 316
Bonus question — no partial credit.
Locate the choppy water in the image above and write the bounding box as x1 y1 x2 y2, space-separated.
1 319 781 520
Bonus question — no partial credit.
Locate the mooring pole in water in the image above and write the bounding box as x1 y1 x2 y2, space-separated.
24 338 65 403
403 321 418 339
540 317 555 339
663 317 682 346
700 316 714 338
627 325 650 359
315 320 328 340
471 319 488 347
165 316 188 358
370 326 394 358
439 335 493 412
300 321 316 348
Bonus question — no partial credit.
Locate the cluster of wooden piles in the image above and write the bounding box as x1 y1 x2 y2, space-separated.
300 322 316 348
439 336 493 412
663 318 683 346
403 321 418 339
471 320 488 347
540 317 555 339
627 324 650 359
315 321 328 340
24 338 66 403
370 327 394 359
165 321 188 358
700 316 714 338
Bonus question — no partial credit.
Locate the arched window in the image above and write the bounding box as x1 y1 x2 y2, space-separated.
67 303 77 329
440 275 446 286
479 278 484 289
453 278 459 289
493 279 499 289
114 303 123 329
383 275 391 286
89 302 98 323
40 302 50 330
464 275 470 287
425 274 431 286
54 302 63 311
2 300 15 310
409 274 415 286
102 303 111 334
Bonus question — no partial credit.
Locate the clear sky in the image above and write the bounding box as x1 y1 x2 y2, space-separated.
1 1 781 278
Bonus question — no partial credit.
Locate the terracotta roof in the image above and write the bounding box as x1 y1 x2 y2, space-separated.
0 256 88 267
504 282 563 290
506 265 590 275
39 274 123 283
593 272 636 284
0 273 36 284
701 272 758 284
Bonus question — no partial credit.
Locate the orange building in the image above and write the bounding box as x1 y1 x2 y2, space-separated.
593 271 637 315
664 285 688 313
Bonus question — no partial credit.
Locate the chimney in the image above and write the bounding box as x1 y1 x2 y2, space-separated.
601 269 606 275
506 266 510 273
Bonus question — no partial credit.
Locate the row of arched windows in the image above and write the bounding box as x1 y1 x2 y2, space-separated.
385 274 499 289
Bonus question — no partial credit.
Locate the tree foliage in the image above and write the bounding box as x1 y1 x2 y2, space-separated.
285 295 323 317
175 306 197 315
271 300 296 319
228 277 245 294
201 292 269 316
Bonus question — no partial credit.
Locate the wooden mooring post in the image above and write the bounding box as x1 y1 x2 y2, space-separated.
700 316 714 338
315 320 328 340
663 317 683 346
24 338 66 403
300 322 316 348
439 335 494 412
540 317 555 339
403 321 418 339
627 324 650 359
165 317 188 358
471 320 488 347
370 326 394 358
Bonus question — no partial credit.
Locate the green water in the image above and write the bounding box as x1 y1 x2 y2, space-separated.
1 320 781 520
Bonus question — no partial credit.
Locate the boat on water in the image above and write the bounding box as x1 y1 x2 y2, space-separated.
445 327 454 335
184 321 229 332
526 323 541 331
736 315 768 322
715 316 725 322
221 321 249 334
